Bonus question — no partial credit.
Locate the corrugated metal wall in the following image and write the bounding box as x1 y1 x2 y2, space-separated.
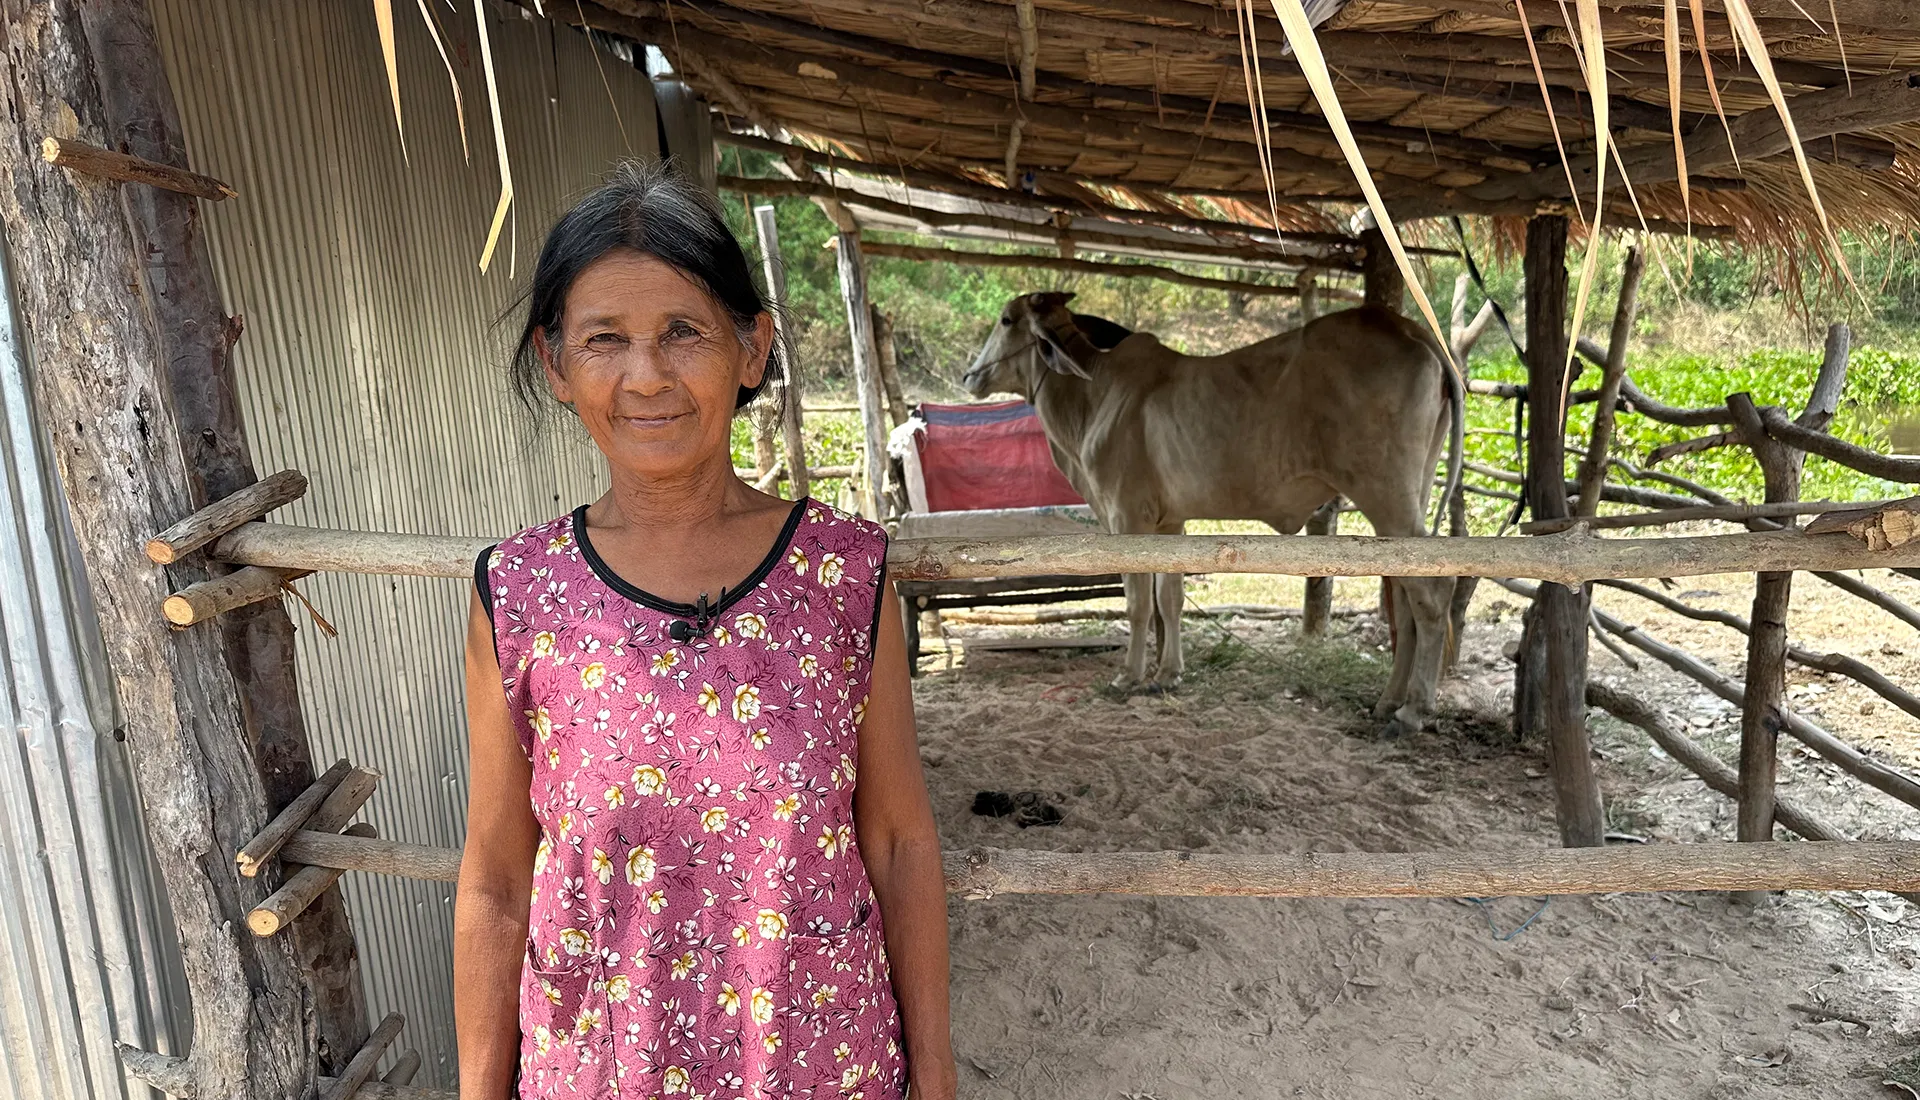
0 236 189 1100
148 0 662 1084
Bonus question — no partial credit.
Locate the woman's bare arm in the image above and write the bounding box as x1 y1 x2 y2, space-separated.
853 582 957 1100
455 589 538 1100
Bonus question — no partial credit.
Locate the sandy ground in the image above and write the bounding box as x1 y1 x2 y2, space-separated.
909 568 1920 1099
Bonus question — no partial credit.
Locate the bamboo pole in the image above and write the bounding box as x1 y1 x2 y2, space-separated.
269 828 1920 898
162 566 311 627
41 135 236 200
212 522 1920 586
319 1012 405 1100
236 759 352 877
145 468 307 563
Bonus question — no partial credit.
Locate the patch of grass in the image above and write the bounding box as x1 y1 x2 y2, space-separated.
1182 620 1387 710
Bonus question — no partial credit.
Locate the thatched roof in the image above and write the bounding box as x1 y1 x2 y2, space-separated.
543 0 1920 255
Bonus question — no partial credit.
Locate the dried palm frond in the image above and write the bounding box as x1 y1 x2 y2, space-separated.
475 0 515 273
375 0 406 163
1263 0 1454 375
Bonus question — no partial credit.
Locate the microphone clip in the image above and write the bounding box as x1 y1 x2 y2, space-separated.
667 589 721 644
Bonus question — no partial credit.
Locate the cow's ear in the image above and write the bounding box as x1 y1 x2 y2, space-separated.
1037 335 1092 379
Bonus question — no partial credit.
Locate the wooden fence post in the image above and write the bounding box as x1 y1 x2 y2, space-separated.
752 205 810 502
1302 497 1340 636
0 0 316 1093
871 304 910 429
1727 323 1850 902
834 233 890 520
1523 214 1606 849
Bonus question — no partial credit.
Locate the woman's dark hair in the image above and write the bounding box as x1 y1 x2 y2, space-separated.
510 159 785 416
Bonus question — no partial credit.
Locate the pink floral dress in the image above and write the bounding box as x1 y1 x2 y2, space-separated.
477 498 907 1100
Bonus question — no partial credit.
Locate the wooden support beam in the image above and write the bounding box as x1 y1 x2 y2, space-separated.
722 175 1347 265
274 827 1920 898
1808 497 1920 551
145 468 307 563
70 0 369 1067
1727 328 1849 898
0 0 341 1089
41 135 235 199
752 205 811 502
162 565 311 627
1523 213 1605 849
212 521 1920 586
320 1012 405 1100
1302 497 1340 636
833 234 891 520
236 759 353 877
251 823 379 936
855 240 1333 297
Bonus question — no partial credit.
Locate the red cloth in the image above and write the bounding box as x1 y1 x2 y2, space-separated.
915 400 1086 512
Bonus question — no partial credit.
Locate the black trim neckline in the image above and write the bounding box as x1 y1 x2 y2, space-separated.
571 497 811 621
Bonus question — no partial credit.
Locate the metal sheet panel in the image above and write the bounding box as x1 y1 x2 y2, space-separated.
0 237 189 1099
148 0 660 1084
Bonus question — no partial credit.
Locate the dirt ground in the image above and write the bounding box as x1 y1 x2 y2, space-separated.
910 567 1920 1099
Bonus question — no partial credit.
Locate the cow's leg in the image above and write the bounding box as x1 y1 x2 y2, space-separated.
1150 570 1185 689
1376 577 1416 719
1115 572 1155 689
1382 575 1452 738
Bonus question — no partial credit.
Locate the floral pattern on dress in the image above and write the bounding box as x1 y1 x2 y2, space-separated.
485 500 905 1100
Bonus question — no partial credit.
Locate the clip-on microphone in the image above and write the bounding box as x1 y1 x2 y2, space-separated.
667 589 721 644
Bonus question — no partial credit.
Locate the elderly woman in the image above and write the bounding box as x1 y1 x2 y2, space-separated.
454 162 955 1100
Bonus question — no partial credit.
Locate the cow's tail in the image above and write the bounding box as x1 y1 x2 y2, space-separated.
1428 352 1465 536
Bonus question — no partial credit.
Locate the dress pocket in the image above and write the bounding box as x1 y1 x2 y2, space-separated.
779 907 905 1098
519 947 607 1064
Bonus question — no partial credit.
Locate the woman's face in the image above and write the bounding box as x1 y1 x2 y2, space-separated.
537 248 771 481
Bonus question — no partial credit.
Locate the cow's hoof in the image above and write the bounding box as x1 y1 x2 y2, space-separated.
1109 672 1141 692
1372 699 1402 720
1145 676 1182 695
1380 717 1410 741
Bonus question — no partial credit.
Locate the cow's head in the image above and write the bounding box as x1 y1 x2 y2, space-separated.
962 292 1102 399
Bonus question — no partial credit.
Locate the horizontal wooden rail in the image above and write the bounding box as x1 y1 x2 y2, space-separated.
275 829 1920 897
213 523 1920 586
43 136 237 201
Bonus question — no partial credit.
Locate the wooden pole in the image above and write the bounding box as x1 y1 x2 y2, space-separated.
833 233 891 520
0 1 360 1091
1521 499 1867 535
871 304 910 429
320 1013 406 1100
271 828 1920 899
1523 214 1606 848
145 468 307 563
236 758 353 876
40 134 236 199
212 521 1920 585
751 205 810 502
1573 245 1646 516
69 0 371 1064
1726 326 1849 900
855 240 1324 297
251 823 380 936
162 565 310 627
1302 497 1340 636
1359 227 1404 313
